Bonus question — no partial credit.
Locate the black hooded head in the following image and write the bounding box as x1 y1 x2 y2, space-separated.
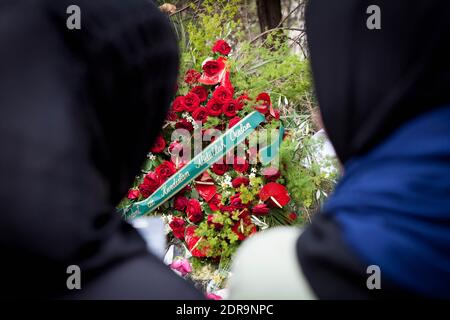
0 0 179 297
306 0 450 164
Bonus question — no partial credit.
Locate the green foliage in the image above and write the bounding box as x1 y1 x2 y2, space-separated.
171 0 313 114
195 210 241 263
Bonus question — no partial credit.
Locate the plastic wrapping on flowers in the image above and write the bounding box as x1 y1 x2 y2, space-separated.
117 39 337 298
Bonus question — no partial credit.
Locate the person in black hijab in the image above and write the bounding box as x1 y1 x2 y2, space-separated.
0 0 202 299
230 0 450 299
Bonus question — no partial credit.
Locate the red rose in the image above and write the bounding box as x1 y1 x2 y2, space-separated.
208 193 222 211
212 39 231 56
207 214 223 229
184 69 201 85
139 172 161 198
186 199 203 223
262 167 281 182
150 135 166 153
223 100 238 117
169 217 186 240
231 177 250 188
155 161 176 181
181 93 200 112
289 212 298 222
190 86 208 102
173 195 188 211
211 162 228 176
213 86 233 103
192 107 208 123
127 189 140 200
252 203 270 216
175 119 194 132
202 59 226 77
229 116 241 128
206 98 224 116
172 96 185 112
233 157 249 173
259 182 291 208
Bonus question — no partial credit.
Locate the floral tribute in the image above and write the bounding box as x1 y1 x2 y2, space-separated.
119 39 300 295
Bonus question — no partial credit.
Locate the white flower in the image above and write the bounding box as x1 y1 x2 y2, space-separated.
249 173 256 179
251 167 257 173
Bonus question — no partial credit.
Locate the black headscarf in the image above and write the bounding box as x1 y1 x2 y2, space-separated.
297 0 450 299
306 0 450 163
0 0 201 299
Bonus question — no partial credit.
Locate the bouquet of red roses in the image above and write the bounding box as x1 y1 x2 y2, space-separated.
120 39 298 269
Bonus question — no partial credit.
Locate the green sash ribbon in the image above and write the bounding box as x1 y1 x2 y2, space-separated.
124 111 283 219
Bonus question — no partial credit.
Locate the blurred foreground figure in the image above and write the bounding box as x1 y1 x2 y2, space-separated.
0 0 201 299
230 0 450 299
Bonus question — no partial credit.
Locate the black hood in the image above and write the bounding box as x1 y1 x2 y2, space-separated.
0 0 203 299
306 0 450 163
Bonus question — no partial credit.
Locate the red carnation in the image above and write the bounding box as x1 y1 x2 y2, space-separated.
262 167 281 182
223 100 238 118
175 119 194 132
139 172 161 198
155 161 176 181
251 203 270 216
232 177 250 188
190 86 208 102
212 39 231 56
169 217 186 240
150 135 166 153
211 162 229 176
213 86 233 103
172 96 185 112
184 69 201 85
229 116 241 128
259 182 291 208
127 189 140 200
173 195 188 211
192 107 208 123
181 93 200 112
233 157 249 173
186 199 203 223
